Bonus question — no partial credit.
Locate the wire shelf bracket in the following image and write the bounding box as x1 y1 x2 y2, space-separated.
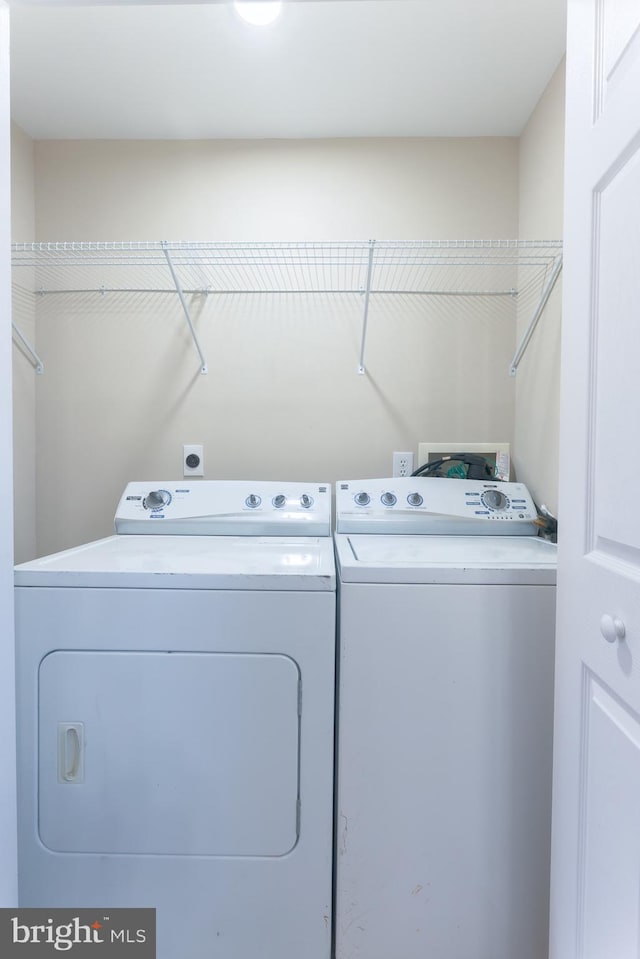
161 241 208 375
12 321 44 374
358 239 376 374
509 252 563 376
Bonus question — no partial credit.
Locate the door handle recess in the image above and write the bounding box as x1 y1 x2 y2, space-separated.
57 722 84 783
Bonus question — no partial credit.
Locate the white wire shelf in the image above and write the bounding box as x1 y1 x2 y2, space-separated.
11 239 563 375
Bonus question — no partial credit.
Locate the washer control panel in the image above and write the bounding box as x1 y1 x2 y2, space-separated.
336 477 538 535
116 482 331 536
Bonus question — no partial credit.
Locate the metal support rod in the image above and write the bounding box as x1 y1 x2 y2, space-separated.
35 287 214 296
161 241 208 374
358 239 376 374
12 321 44 373
509 254 563 376
32 287 520 297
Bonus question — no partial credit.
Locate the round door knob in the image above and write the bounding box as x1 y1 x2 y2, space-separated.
600 614 626 644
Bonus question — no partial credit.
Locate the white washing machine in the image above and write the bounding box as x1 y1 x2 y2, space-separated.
333 477 557 959
14 481 336 959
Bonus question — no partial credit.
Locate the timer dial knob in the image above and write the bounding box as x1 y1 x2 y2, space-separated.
273 494 287 509
381 492 397 507
245 494 261 509
144 489 171 511
407 492 424 507
300 494 314 509
354 491 371 507
481 489 509 511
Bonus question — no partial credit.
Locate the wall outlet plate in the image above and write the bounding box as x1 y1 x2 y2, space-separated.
183 444 204 477
392 451 414 477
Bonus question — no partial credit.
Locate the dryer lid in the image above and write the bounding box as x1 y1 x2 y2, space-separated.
15 534 336 590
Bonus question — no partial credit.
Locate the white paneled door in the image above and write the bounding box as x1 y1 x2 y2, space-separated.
0 0 18 906
551 2 640 957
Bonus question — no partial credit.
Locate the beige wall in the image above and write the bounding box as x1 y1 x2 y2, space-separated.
11 121 36 563
516 60 565 517
30 137 520 555
35 138 517 240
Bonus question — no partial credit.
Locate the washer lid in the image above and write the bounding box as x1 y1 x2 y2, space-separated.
15 535 336 590
334 534 557 584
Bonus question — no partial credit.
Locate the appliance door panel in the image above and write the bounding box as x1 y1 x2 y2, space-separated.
39 650 300 856
335 581 556 959
16 586 335 959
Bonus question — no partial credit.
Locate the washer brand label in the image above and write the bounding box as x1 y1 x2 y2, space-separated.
0 909 155 956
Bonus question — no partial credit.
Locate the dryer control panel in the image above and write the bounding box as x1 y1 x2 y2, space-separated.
115 481 332 536
336 477 538 535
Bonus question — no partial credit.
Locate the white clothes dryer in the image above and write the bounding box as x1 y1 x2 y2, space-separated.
14 481 336 959
333 477 557 959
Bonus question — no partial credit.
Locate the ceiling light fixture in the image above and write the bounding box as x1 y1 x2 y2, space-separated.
234 1 283 27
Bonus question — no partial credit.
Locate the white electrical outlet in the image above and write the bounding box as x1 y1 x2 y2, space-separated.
183 444 204 477
392 451 414 477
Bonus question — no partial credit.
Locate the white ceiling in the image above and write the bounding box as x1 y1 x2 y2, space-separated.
9 0 567 140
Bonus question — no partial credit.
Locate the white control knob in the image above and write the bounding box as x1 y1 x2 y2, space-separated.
481 489 509 511
407 492 424 507
245 494 261 509
600 614 626 644
381 492 397 507
300 494 314 509
273 494 286 509
354 492 370 506
144 489 171 510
